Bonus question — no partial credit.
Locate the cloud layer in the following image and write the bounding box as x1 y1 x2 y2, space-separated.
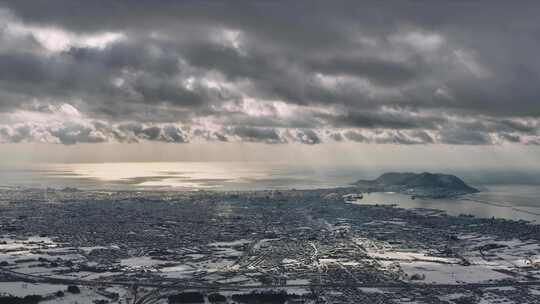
0 1 539 145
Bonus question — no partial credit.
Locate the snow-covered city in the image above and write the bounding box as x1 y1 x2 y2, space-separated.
1 188 540 303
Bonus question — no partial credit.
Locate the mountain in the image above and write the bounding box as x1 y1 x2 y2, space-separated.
353 172 479 198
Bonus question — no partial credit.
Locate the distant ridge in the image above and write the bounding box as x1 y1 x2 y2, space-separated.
353 172 479 198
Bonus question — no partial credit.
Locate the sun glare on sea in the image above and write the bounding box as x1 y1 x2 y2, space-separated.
44 162 269 189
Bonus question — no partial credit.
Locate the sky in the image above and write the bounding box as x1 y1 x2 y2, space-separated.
0 1 539 165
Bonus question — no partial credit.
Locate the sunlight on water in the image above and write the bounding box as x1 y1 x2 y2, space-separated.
54 162 268 189
0 162 363 190
62 162 265 181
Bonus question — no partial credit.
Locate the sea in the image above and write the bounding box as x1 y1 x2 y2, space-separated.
0 162 539 223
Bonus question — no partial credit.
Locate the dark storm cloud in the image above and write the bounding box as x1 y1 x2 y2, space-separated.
305 56 423 87
0 34 231 117
1 1 540 145
65 41 180 75
319 110 446 130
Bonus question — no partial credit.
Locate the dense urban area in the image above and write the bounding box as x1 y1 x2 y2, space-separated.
1 187 540 303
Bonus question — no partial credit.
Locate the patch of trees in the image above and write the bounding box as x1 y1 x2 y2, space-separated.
66 285 81 294
208 293 226 303
231 291 297 304
453 297 478 304
168 292 204 303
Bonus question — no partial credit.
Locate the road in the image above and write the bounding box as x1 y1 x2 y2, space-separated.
3 266 540 291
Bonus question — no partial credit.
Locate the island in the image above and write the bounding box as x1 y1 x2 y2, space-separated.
353 172 479 198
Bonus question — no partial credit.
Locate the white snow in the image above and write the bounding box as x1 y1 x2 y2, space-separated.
0 282 66 297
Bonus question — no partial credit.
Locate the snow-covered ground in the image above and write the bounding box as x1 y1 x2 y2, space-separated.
0 282 66 297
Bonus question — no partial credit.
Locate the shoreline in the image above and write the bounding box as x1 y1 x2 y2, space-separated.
4 185 540 224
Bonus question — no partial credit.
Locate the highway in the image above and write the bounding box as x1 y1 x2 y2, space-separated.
3 266 540 291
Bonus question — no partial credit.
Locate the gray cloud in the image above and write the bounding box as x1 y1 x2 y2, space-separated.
293 129 321 145
344 131 368 143
1 118 540 146
0 124 32 143
329 132 344 142
0 121 192 144
116 123 189 143
319 110 446 130
439 128 493 145
340 129 434 145
192 129 229 142
498 133 521 143
227 126 285 144
305 55 424 87
373 131 432 145
527 138 540 146
0 1 539 145
49 123 108 145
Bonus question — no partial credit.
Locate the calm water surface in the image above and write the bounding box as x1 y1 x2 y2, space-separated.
356 187 540 223
0 162 366 190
